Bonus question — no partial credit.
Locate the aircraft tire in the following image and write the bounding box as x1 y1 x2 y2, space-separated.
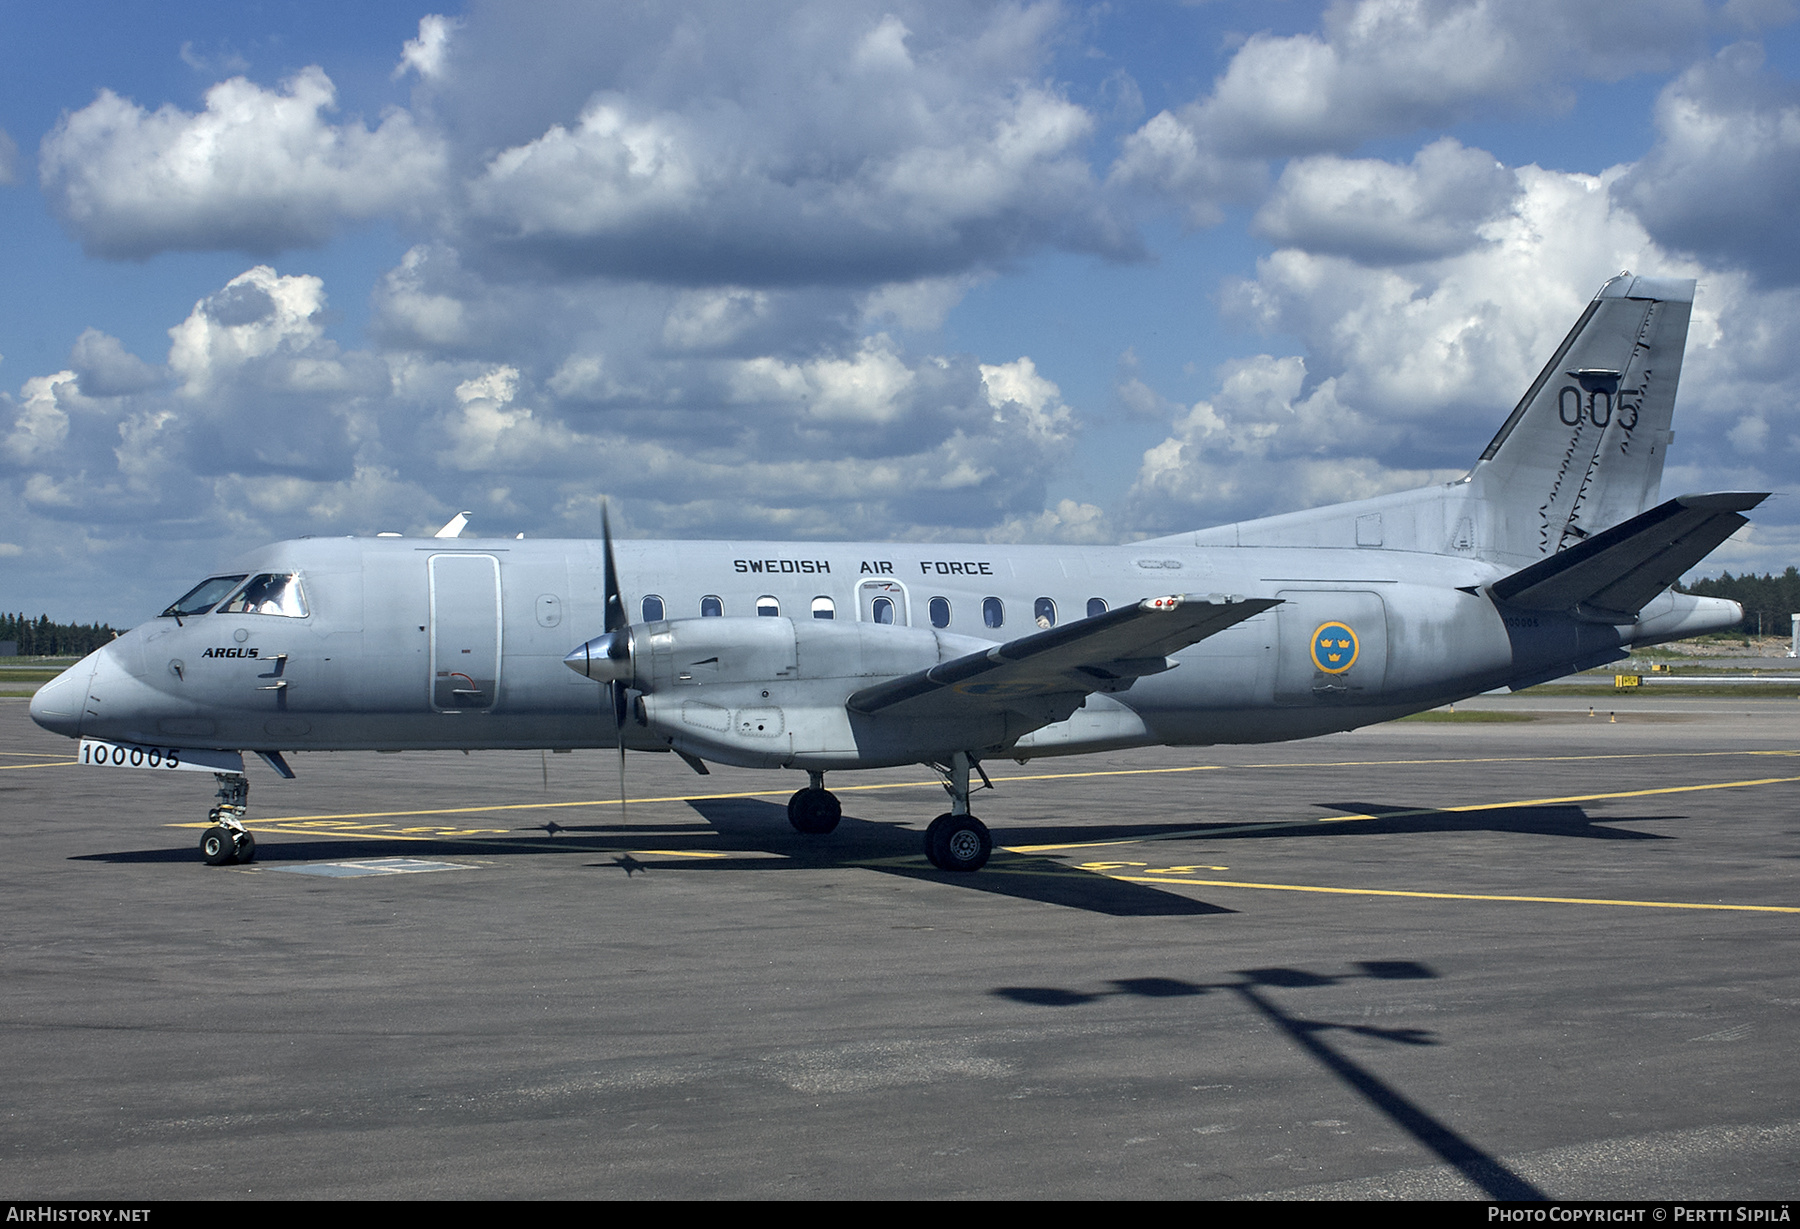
233 831 256 864
200 825 238 866
787 788 841 835
925 813 990 872
923 813 954 867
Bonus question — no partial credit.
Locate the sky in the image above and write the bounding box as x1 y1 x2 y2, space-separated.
3 0 1799 625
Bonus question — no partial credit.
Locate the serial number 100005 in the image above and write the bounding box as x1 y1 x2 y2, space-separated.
77 738 245 775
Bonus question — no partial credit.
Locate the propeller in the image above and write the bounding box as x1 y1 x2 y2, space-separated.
563 503 635 824
602 504 630 825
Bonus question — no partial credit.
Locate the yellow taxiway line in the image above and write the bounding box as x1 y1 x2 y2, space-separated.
196 746 1800 826
1006 772 1800 853
148 759 1800 914
101 740 1800 917
1102 875 1800 914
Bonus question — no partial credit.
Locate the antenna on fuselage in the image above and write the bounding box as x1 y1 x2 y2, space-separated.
434 511 471 539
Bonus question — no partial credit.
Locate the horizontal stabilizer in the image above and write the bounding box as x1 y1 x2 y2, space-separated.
1489 492 1768 621
847 593 1279 718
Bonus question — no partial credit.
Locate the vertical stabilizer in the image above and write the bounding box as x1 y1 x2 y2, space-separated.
1471 274 1694 567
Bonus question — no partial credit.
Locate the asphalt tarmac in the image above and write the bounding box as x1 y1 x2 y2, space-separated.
2 696 1798 1200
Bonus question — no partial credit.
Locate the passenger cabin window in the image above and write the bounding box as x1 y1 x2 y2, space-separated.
1034 597 1057 628
1087 597 1108 618
756 595 781 617
811 596 835 619
642 594 665 622
216 574 308 618
701 595 723 617
982 597 1004 629
871 596 895 625
162 575 247 618
928 597 951 628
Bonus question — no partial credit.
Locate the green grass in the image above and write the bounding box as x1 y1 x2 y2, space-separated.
1396 710 1537 723
0 659 78 691
1523 684 1800 698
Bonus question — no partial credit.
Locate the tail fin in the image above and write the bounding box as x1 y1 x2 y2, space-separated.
1471 273 1694 566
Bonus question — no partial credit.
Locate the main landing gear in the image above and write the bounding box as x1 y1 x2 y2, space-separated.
199 772 256 866
786 755 994 872
923 751 992 873
787 770 842 834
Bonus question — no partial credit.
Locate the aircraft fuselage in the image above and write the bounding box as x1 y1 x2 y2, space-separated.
34 532 1722 769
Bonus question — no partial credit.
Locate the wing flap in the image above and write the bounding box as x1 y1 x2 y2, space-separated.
1489 491 1768 620
847 593 1279 718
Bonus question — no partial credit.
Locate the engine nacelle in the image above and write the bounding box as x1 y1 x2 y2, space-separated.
571 616 1025 770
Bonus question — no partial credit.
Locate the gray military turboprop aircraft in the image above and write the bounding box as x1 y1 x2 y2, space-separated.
30 273 1766 872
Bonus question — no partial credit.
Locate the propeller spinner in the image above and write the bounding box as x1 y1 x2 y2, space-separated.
563 628 632 683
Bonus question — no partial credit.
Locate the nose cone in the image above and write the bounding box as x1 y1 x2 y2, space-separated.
564 630 632 683
29 655 96 739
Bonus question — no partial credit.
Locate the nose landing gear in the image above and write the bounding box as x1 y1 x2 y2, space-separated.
787 770 842 834
199 772 256 866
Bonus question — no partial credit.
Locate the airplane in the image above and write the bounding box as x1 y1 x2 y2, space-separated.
29 272 1767 872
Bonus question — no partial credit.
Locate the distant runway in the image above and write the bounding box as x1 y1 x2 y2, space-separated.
2 697 1798 1199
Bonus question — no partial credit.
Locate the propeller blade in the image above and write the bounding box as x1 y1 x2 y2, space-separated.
601 500 629 824
614 684 628 827
602 502 626 634
609 678 629 736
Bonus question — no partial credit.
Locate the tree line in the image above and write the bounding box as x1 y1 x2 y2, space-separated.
0 613 121 657
1678 568 1800 637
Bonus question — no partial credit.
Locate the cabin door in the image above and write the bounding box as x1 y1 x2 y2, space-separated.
430 553 502 710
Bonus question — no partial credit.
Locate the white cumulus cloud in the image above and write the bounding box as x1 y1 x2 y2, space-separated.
41 67 445 258
452 4 1131 284
1201 0 1705 156
395 14 461 81
1129 154 1800 538
1112 0 1707 221
1254 138 1519 265
1615 42 1800 285
4 373 76 464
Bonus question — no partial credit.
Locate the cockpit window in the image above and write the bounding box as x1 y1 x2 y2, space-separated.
162 575 247 618
216 573 309 618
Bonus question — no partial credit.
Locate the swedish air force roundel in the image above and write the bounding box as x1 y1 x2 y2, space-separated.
1310 622 1359 674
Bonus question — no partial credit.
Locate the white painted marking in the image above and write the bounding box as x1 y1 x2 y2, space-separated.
271 857 474 878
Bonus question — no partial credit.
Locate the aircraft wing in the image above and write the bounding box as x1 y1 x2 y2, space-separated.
846 593 1279 718
1489 491 1769 621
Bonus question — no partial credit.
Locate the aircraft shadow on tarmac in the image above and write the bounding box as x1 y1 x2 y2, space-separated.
678 797 1233 917
1296 801 1679 841
72 794 1682 917
992 961 1547 1201
71 796 1226 917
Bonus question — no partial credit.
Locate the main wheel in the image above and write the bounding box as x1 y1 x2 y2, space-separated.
233 830 256 864
923 813 954 867
200 825 238 866
924 813 991 872
786 787 841 835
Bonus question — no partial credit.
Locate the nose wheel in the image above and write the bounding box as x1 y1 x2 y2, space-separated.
200 825 255 865
199 772 255 865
